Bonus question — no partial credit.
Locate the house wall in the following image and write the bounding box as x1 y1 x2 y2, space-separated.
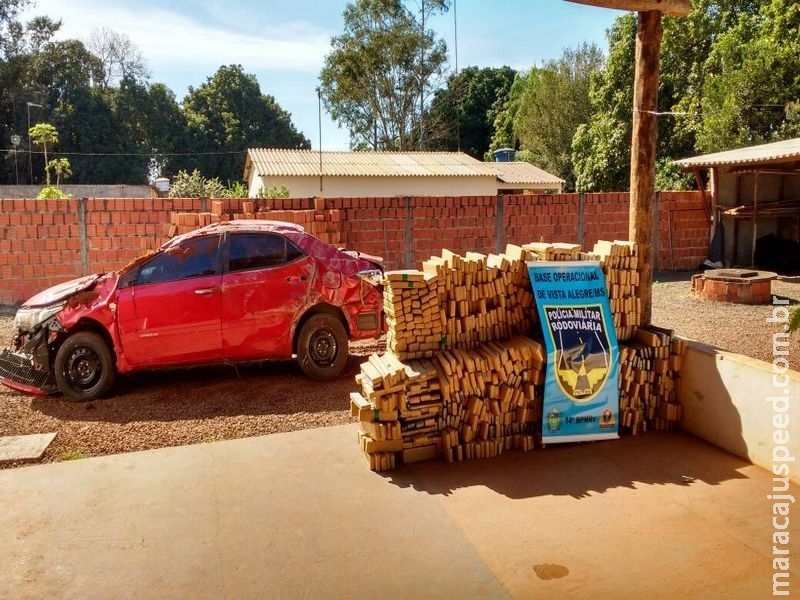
250 175 500 198
0 191 709 305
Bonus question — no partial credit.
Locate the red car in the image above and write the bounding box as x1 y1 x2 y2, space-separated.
0 220 384 401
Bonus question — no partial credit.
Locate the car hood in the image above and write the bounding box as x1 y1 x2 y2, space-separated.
23 274 102 308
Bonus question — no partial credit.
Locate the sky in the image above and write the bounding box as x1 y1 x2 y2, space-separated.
21 0 622 151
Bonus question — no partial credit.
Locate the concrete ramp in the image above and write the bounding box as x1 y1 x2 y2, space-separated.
1 425 797 599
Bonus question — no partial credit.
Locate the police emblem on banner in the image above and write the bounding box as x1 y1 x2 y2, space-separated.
544 304 612 403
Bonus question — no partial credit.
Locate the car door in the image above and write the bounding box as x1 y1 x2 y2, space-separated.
221 232 314 360
116 234 223 366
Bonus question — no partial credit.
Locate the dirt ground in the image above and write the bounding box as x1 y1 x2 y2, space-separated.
1 271 798 468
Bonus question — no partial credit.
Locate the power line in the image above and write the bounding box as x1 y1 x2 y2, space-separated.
0 149 248 157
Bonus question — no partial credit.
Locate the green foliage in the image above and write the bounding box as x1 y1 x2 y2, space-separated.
788 306 800 334
257 184 290 199
426 65 516 158
183 64 309 182
0 11 308 186
36 185 72 199
168 169 226 198
695 0 800 151
574 2 798 191
319 0 449 150
29 121 58 184
512 43 604 192
572 15 635 192
654 158 694 191
47 156 71 186
486 74 529 158
59 449 88 461
222 180 249 198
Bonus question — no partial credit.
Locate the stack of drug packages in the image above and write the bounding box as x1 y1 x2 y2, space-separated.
383 249 537 360
584 240 642 341
617 325 686 434
354 246 547 471
351 336 546 472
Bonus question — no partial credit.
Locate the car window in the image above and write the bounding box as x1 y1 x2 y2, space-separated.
228 233 304 272
136 235 220 285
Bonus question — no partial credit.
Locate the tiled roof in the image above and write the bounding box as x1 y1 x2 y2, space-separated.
490 161 565 185
245 149 500 178
673 137 800 169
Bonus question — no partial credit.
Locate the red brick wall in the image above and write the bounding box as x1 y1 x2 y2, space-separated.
0 192 709 305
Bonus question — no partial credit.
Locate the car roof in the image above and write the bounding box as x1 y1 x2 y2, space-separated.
168 220 305 245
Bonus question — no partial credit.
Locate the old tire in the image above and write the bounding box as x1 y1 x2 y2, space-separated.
54 332 116 401
296 313 348 381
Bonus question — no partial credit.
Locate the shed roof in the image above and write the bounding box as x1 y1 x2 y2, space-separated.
673 137 800 169
245 149 500 179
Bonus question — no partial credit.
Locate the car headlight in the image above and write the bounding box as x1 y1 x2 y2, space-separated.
14 302 67 332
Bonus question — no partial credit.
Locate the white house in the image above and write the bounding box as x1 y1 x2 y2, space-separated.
243 149 564 198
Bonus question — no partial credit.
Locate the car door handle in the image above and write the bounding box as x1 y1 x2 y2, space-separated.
286 275 308 283
194 288 215 295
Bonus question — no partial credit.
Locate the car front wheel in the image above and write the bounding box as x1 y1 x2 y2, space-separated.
296 313 348 381
54 332 116 401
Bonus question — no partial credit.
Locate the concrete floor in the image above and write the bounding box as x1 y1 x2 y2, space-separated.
2 424 798 599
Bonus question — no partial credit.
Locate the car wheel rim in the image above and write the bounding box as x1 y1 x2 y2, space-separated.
66 347 101 390
308 328 337 367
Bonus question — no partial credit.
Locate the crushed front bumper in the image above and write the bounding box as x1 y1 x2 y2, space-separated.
0 347 58 395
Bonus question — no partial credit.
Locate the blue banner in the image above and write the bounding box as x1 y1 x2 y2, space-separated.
528 261 619 444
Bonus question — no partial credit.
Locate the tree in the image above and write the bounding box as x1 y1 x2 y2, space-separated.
183 64 309 182
425 65 516 159
110 76 189 181
487 73 529 156
572 2 777 192
0 0 33 58
571 15 635 192
47 156 71 186
512 43 604 191
0 3 60 184
695 0 800 151
28 121 57 183
319 0 448 150
85 27 150 88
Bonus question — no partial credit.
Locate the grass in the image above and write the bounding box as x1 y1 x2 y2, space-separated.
59 449 89 461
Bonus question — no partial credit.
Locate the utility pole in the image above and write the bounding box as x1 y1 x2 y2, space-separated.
27 102 43 184
564 0 689 324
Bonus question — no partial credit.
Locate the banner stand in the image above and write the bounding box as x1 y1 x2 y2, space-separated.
528 261 620 445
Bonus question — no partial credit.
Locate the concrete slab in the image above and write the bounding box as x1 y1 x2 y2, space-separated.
1 425 798 599
0 432 56 464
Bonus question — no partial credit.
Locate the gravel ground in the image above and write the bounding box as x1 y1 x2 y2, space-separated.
1 271 798 468
650 272 800 363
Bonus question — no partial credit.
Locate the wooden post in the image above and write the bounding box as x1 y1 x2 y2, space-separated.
629 11 662 325
751 171 759 266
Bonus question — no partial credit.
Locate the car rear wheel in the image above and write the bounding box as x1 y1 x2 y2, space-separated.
296 313 348 381
54 332 116 401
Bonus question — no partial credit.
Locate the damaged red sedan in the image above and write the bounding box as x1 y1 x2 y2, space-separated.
0 220 384 401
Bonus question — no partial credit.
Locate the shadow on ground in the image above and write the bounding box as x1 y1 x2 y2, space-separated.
28 353 365 423
382 430 750 500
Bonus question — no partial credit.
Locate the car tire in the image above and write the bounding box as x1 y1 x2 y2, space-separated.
296 313 348 381
54 332 116 401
